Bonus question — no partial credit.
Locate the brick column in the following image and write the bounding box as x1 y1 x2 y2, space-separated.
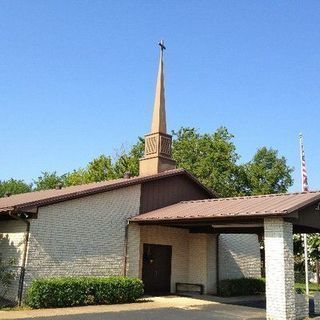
126 223 141 278
264 218 295 320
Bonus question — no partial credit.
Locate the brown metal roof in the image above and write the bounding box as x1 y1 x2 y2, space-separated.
0 169 213 214
131 191 320 222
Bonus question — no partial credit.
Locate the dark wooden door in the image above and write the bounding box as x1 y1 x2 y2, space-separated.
142 243 172 295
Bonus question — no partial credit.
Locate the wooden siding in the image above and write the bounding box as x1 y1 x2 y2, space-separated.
140 174 213 214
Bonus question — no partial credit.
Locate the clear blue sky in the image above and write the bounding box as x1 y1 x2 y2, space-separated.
1 1 319 191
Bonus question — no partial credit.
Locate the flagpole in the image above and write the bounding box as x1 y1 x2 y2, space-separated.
299 133 309 295
303 233 309 295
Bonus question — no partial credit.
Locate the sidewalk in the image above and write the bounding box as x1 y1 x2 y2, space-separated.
0 296 214 319
0 296 264 320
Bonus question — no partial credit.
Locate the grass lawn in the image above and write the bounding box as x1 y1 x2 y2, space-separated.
295 282 320 295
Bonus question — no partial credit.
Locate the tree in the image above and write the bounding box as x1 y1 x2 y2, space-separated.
113 138 145 178
243 147 294 195
0 179 32 197
85 155 115 182
308 234 320 261
33 171 65 190
65 155 115 186
64 169 89 186
293 234 320 281
172 127 244 197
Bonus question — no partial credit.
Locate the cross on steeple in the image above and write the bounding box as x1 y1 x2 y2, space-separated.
158 40 166 52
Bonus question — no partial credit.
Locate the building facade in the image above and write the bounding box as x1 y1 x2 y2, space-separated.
0 167 261 302
0 43 261 302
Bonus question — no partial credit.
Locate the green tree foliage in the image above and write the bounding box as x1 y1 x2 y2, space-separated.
33 171 65 190
243 147 294 195
308 234 320 261
64 169 88 186
293 234 305 276
85 155 115 182
293 234 320 276
295 234 320 270
0 179 32 197
113 138 145 178
172 127 243 197
172 127 293 197
64 155 115 186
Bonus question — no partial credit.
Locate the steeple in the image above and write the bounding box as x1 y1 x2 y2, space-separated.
139 41 176 176
151 40 167 134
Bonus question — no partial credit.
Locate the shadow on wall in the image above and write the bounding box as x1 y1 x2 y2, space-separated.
218 234 262 280
0 234 22 305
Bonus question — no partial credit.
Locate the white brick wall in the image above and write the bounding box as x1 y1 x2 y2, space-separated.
219 234 261 280
188 234 217 294
24 185 141 290
188 234 208 286
264 218 295 320
206 234 217 294
0 219 26 264
126 223 141 278
0 219 26 302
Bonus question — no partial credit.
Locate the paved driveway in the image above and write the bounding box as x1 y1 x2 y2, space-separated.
0 296 266 320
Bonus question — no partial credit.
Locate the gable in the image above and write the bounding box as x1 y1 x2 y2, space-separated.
139 174 213 214
287 199 320 233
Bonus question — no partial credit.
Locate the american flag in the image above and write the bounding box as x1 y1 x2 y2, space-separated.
299 133 309 192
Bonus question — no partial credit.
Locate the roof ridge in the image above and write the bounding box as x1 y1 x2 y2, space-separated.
0 168 187 200
0 178 125 200
180 190 320 204
0 168 209 213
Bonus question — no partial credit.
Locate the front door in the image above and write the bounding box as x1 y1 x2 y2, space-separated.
142 243 172 295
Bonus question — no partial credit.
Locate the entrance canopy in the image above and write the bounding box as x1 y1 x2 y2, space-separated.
131 191 320 234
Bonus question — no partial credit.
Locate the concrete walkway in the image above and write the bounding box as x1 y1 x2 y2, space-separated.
0 296 266 320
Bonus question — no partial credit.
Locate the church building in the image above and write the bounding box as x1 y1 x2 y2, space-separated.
1 42 320 320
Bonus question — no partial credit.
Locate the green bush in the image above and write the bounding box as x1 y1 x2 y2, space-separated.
295 287 306 294
25 276 144 309
218 278 265 297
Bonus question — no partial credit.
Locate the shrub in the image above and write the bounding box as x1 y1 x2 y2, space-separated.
295 287 306 294
25 276 144 309
218 278 265 297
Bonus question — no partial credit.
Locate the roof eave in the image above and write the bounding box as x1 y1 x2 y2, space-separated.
130 211 288 224
0 168 212 212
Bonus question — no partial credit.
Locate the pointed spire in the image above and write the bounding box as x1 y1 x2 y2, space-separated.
151 40 167 134
139 41 176 176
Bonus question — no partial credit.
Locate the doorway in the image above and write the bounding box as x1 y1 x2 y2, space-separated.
142 243 172 295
